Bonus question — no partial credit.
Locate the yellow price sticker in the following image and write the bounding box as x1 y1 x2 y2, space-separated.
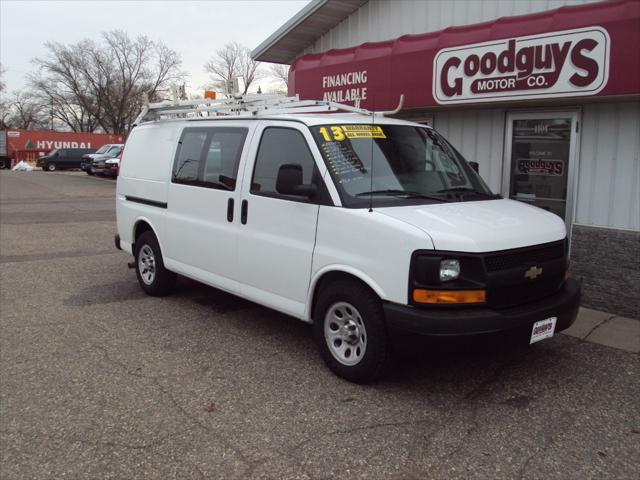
319 125 386 141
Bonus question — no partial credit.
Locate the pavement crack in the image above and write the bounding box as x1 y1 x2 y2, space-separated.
583 314 617 340
516 412 577 478
0 426 193 451
411 352 521 466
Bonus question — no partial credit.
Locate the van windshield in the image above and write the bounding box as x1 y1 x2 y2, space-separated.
310 124 497 207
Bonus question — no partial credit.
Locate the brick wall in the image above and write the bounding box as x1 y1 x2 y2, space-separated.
571 225 640 319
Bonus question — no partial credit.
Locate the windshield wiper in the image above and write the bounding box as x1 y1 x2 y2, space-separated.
436 187 501 198
356 189 446 202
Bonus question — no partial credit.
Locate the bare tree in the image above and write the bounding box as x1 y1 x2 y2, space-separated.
0 99 11 130
269 64 290 89
5 91 47 130
30 76 99 132
204 42 262 95
0 64 9 129
0 64 6 93
32 30 183 134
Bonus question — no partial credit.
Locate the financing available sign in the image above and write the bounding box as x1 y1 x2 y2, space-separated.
434 27 610 104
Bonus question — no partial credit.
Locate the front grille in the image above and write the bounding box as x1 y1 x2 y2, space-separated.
488 273 564 308
484 240 565 272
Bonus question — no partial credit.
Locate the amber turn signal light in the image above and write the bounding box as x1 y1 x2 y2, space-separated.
413 289 486 304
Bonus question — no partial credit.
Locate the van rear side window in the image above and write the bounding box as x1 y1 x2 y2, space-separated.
172 127 248 190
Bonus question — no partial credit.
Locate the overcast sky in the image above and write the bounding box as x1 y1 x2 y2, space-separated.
0 0 309 94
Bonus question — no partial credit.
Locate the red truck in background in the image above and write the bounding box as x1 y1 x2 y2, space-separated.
0 130 124 169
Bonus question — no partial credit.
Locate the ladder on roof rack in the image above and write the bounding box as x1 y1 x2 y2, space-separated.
133 93 404 126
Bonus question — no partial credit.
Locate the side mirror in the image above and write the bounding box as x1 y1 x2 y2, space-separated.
469 161 479 173
276 163 317 197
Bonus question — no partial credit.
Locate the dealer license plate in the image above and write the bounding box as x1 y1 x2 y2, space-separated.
530 317 557 344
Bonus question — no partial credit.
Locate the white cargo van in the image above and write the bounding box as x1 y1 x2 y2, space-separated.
115 95 580 382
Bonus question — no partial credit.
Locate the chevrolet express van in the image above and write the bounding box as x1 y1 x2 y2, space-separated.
115 99 580 382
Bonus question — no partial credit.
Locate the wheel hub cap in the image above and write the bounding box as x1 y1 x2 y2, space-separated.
138 245 156 285
324 302 367 366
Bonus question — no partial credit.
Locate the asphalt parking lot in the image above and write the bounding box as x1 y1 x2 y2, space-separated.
1 170 638 479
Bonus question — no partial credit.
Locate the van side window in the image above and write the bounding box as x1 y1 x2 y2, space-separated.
251 127 317 200
202 130 247 190
172 127 247 190
174 130 207 183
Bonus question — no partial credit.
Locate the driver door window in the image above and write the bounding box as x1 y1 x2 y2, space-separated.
250 127 318 201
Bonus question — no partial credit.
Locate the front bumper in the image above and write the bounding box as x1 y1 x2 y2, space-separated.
92 167 116 176
384 278 580 339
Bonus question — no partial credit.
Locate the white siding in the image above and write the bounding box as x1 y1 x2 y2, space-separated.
432 109 506 194
304 0 639 231
575 102 640 231
307 0 599 54
429 102 640 231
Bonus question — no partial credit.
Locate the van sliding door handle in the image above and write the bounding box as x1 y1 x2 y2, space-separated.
227 198 234 222
241 200 248 224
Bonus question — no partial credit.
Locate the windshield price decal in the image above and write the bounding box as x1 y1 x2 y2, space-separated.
319 125 386 141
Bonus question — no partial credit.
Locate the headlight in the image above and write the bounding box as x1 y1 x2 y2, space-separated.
439 259 460 282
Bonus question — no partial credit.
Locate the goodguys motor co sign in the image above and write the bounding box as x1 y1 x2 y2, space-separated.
434 27 610 104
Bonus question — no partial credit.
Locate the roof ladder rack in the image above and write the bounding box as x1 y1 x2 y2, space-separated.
133 93 404 126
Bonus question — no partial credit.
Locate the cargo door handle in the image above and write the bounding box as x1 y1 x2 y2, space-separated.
227 198 234 222
241 200 248 224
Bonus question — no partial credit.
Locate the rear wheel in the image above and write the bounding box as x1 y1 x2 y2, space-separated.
314 279 388 383
46 163 56 172
134 231 176 296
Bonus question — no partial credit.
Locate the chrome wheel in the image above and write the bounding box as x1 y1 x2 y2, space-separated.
138 245 156 285
324 301 367 366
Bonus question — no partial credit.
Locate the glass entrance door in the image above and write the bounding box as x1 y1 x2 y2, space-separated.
503 112 579 226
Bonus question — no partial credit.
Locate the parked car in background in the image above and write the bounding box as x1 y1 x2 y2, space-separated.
90 146 123 177
38 148 96 171
82 144 124 174
103 156 121 178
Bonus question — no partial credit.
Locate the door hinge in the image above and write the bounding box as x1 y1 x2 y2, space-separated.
575 121 580 133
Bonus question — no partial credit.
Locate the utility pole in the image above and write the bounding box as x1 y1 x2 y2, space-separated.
50 98 54 131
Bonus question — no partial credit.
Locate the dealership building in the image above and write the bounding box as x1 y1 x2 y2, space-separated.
253 0 639 318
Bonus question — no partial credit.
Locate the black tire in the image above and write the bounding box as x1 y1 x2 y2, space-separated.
0 159 7 169
134 231 176 296
314 279 388 383
46 163 56 172
87 170 94 175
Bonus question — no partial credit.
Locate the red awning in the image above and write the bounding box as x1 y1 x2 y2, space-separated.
289 0 640 110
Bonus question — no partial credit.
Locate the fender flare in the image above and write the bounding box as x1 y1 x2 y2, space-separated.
132 216 166 257
304 265 387 321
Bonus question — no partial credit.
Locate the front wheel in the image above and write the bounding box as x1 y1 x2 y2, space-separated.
46 163 56 172
314 279 389 383
134 231 176 296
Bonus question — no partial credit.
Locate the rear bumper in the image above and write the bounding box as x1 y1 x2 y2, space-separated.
383 278 581 338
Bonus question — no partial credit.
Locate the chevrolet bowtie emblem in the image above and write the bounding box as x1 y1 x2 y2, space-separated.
524 265 543 280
